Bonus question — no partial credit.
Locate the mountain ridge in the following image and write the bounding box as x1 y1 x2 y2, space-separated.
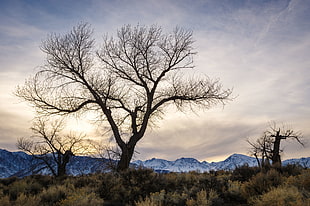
0 149 309 178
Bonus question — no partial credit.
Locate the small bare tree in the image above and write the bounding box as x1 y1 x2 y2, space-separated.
16 23 232 171
248 122 304 169
268 122 304 168
247 132 273 169
17 118 87 177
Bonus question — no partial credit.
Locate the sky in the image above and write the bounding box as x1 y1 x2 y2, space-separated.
0 0 309 162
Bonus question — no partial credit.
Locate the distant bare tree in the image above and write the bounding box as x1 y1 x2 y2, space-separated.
17 118 87 177
248 122 304 169
268 122 304 168
247 132 273 169
16 23 232 171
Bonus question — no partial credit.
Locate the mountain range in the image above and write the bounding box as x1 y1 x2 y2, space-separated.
0 149 309 178
133 154 310 173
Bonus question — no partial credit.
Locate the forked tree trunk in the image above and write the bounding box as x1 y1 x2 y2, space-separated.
117 144 135 171
271 131 282 168
58 164 66 177
56 150 73 177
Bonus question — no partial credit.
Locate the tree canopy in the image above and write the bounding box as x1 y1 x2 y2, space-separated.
16 23 232 170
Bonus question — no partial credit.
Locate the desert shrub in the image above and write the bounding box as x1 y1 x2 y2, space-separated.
137 188 224 206
0 195 10 206
99 168 163 204
241 169 283 200
136 197 162 206
165 172 228 198
163 172 202 193
0 176 19 186
281 164 304 176
98 172 126 203
13 193 41 206
135 190 165 206
186 189 220 206
251 185 308 206
1 175 53 201
39 185 68 206
286 169 310 191
167 172 200 195
25 175 54 188
231 165 260 182
0 181 7 197
71 175 101 189
144 171 230 204
9 176 49 199
186 190 208 206
136 190 188 206
25 180 43 195
21 176 47 195
7 179 28 200
58 188 104 206
161 173 179 192
224 180 246 204
198 172 229 196
121 168 161 200
164 191 188 205
4 166 307 205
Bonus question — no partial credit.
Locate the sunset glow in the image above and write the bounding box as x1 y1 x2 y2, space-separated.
0 0 309 162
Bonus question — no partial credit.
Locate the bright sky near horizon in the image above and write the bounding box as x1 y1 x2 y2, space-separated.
0 0 309 162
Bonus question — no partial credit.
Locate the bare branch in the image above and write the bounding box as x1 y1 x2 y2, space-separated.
248 122 304 169
17 23 233 171
17 117 89 176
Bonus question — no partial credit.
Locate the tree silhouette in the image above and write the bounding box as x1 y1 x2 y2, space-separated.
248 122 304 169
17 118 86 177
16 23 232 170
247 131 273 169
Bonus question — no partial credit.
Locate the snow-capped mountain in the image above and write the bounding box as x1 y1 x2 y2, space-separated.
0 149 108 178
0 149 309 178
133 154 310 173
132 154 258 173
207 153 258 171
0 149 35 178
134 157 211 173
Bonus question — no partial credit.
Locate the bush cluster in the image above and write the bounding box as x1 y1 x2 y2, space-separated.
0 165 309 205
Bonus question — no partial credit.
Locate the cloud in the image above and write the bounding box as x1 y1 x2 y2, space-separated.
135 114 265 161
0 0 309 161
0 110 32 151
135 110 310 161
192 0 310 123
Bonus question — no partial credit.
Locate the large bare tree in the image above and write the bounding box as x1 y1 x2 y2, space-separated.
16 23 232 171
17 118 87 176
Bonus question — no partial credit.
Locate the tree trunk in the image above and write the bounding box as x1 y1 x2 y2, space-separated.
56 150 73 177
254 153 261 168
58 164 66 177
272 131 282 168
117 144 135 171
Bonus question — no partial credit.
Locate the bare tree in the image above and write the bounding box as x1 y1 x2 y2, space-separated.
268 122 304 167
247 132 273 169
248 122 304 169
16 23 232 171
17 118 87 177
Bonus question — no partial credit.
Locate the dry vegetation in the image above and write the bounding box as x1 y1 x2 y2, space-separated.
0 165 309 206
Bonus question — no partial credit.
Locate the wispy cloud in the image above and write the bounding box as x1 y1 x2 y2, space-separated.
0 0 309 161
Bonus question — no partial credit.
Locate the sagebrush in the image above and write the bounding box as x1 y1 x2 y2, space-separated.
0 165 309 205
